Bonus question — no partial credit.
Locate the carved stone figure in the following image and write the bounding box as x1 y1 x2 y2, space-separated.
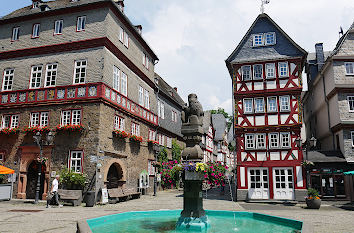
181 94 204 125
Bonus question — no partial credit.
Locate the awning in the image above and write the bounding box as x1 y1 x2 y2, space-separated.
0 165 15 174
344 171 354 176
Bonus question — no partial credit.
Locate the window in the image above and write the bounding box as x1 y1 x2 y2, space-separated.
2 68 14 91
144 89 149 109
267 96 277 112
345 62 354 75
113 66 120 91
77 16 86 31
158 134 165 146
245 134 255 149
241 65 252 81
265 32 276 45
119 26 124 42
265 63 275 79
166 137 172 148
119 26 129 48
74 60 87 84
243 98 253 114
172 110 178 122
54 20 63 35
45 63 57 87
138 86 144 106
30 65 43 89
131 122 140 136
69 151 83 173
348 96 354 112
1 115 19 129
12 27 19 41
142 53 149 69
351 131 354 147
61 109 81 126
32 24 40 38
278 62 289 77
149 130 156 141
279 96 290 112
121 72 127 96
158 101 165 119
148 160 155 176
254 98 264 113
30 112 49 127
256 134 266 149
253 64 263 80
124 31 129 48
269 133 279 149
280 132 291 148
253 34 263 46
114 115 125 131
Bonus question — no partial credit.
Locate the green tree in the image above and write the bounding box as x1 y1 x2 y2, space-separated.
158 147 168 164
172 140 182 163
210 108 233 130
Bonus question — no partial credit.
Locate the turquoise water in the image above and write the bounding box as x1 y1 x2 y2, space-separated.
87 210 302 233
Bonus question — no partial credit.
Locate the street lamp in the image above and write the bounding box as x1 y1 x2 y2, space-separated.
230 140 237 202
153 143 160 196
33 131 55 204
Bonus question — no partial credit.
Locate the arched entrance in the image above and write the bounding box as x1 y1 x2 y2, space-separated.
26 160 46 200
107 163 124 189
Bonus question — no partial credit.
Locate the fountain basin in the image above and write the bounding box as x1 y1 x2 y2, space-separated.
79 210 305 233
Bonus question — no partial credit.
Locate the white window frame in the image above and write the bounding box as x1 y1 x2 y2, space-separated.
71 110 81 125
131 122 140 136
30 112 49 127
45 63 57 87
76 16 86 32
113 66 120 91
32 24 40 38
138 86 144 106
69 150 83 173
30 65 43 89
114 115 125 131
243 98 253 114
149 130 156 141
2 68 14 91
158 134 165 146
265 63 275 79
166 137 172 148
279 96 290 112
73 60 87 84
267 96 277 112
348 96 354 112
54 20 63 35
351 131 354 147
123 31 129 48
241 65 252 81
121 72 127 96
278 62 289 77
144 89 149 109
253 64 263 80
254 97 265 113
265 32 276 45
160 101 165 119
12 27 19 41
253 34 263 46
256 134 266 149
269 133 279 149
280 132 291 148
172 110 177 122
119 26 124 42
10 115 19 129
1 115 11 129
345 62 354 75
61 110 81 126
245 134 255 150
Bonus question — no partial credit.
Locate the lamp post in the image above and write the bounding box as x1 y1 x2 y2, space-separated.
153 143 160 196
33 131 55 204
230 140 237 202
295 136 317 189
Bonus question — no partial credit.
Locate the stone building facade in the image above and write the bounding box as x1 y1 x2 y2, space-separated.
0 0 182 200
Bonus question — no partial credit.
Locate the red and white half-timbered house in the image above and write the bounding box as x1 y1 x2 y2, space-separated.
226 14 308 200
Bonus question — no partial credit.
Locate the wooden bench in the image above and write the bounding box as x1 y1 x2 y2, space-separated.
122 188 141 199
108 187 141 203
58 189 83 206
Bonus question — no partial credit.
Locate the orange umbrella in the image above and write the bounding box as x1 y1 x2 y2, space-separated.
0 165 15 174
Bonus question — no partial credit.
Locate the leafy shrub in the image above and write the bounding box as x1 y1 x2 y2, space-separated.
59 168 86 190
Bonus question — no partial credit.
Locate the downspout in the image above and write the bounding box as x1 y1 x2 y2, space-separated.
321 74 336 149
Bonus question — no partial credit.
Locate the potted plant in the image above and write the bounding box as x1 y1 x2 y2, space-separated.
56 124 85 133
305 188 321 209
24 126 50 134
58 168 86 206
129 135 143 143
113 130 129 139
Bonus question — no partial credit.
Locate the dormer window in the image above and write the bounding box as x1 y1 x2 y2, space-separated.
252 32 276 47
253 34 263 46
265 32 276 45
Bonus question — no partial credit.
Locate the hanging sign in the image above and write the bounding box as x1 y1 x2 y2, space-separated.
101 188 108 204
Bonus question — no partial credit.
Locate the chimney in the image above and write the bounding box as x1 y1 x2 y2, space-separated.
114 0 124 13
134 25 142 35
173 87 178 92
315 43 325 71
32 0 42 9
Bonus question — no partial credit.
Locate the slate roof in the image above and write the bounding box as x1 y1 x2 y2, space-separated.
307 150 347 163
154 73 185 108
202 111 212 134
211 114 226 141
227 124 234 144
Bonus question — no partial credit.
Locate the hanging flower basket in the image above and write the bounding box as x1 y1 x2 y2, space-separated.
0 128 20 135
152 161 161 167
113 130 129 139
36 157 48 164
147 140 159 145
129 135 143 143
56 124 85 133
24 126 50 134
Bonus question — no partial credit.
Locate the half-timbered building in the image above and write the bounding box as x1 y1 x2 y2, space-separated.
226 14 307 200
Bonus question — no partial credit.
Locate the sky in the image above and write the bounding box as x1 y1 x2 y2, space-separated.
1 0 353 114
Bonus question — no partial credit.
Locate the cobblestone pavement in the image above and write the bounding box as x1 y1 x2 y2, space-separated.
0 190 353 233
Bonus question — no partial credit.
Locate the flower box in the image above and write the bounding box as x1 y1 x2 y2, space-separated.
0 128 20 135
24 126 50 134
129 135 143 143
56 124 84 132
113 130 129 139
147 140 159 145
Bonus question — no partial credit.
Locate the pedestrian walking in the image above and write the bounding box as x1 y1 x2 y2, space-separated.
46 175 63 208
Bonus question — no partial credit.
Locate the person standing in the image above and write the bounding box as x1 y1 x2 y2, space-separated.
47 175 63 208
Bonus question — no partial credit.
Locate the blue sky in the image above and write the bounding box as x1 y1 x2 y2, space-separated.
1 0 354 113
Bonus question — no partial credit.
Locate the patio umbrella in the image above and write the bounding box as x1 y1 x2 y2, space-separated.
0 165 14 174
343 171 354 176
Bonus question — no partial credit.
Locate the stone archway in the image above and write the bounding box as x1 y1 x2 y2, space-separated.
103 158 127 189
25 160 46 199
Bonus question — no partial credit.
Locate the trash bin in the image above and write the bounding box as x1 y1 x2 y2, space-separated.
85 191 95 207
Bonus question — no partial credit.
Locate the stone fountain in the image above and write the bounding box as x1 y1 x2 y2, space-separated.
176 94 210 231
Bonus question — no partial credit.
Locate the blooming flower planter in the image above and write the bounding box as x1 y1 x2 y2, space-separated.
56 125 85 133
306 198 321 209
112 130 129 139
129 135 143 143
0 128 19 135
24 126 50 134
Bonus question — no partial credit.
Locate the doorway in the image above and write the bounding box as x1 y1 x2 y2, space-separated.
248 168 269 199
273 168 294 200
26 160 45 200
107 163 123 189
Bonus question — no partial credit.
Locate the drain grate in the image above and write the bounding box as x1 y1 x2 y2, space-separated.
8 209 43 213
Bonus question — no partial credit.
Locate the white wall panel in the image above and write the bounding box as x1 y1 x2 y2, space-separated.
268 115 278 125
240 167 246 187
255 116 265 126
296 166 304 187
